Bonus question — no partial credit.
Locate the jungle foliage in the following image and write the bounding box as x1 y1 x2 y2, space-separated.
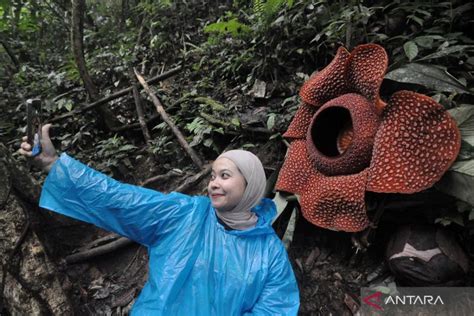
1 0 474 314
1 1 474 225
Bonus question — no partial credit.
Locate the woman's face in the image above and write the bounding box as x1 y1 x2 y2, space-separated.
208 158 246 212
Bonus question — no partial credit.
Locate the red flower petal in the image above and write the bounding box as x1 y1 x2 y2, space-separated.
276 140 315 194
368 91 461 193
283 103 317 139
299 169 370 232
299 46 350 106
346 44 388 113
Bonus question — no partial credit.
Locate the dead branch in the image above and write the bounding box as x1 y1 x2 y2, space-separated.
53 88 84 102
77 233 121 252
65 237 134 264
49 66 182 123
134 68 204 169
140 169 183 187
174 164 211 193
129 69 151 143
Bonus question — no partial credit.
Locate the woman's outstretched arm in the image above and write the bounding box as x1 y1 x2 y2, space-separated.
20 125 197 247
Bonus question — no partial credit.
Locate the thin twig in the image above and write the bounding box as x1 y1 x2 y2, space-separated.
140 169 182 187
134 68 204 169
174 164 211 193
53 88 84 102
128 69 151 143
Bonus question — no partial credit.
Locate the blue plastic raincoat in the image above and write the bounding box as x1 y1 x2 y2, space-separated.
39 154 300 315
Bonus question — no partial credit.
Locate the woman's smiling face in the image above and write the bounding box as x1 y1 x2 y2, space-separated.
208 158 246 212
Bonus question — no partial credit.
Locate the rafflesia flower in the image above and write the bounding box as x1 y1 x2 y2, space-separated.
276 44 461 232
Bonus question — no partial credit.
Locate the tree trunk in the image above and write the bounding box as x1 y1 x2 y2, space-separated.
120 0 129 31
0 39 19 70
0 144 73 315
71 0 120 131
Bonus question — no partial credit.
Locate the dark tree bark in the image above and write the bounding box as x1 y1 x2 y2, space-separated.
120 0 129 31
0 39 19 70
71 0 120 131
0 144 73 315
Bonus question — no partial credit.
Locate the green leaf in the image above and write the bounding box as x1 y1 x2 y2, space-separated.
408 15 424 26
203 138 213 147
231 117 240 127
272 192 290 224
403 41 418 61
282 207 296 249
267 113 276 130
414 36 440 49
448 105 474 146
65 101 73 112
269 133 280 140
418 45 474 61
435 216 464 227
194 96 226 112
457 140 474 161
242 143 256 148
204 18 251 38
385 63 473 95
119 145 137 151
436 160 474 206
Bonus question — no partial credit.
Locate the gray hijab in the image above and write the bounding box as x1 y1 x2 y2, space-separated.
214 150 266 230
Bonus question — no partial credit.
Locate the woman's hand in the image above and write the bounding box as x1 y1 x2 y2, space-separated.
19 123 59 173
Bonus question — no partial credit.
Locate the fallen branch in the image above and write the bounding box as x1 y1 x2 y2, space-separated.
65 236 134 264
140 169 183 187
77 233 121 252
49 65 182 123
129 68 151 143
53 88 84 102
134 68 204 169
174 164 211 193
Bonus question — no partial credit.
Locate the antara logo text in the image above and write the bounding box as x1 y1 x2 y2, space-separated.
363 291 444 310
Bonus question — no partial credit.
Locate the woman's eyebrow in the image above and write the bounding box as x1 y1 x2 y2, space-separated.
212 168 232 174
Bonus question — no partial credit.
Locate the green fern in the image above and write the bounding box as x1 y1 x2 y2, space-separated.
204 0 293 40
253 0 294 23
204 18 252 38
253 0 265 18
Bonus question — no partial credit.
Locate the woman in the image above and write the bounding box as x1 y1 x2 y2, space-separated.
19 124 300 315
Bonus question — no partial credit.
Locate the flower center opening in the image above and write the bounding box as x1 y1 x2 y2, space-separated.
310 106 353 157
